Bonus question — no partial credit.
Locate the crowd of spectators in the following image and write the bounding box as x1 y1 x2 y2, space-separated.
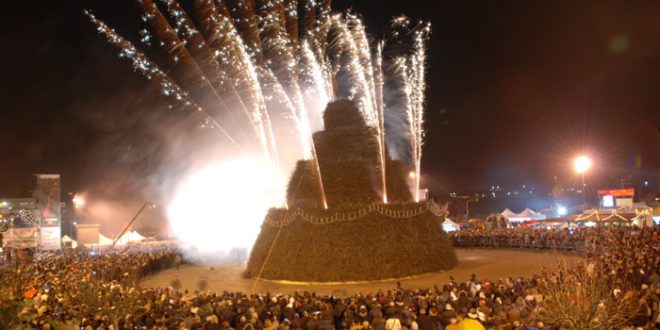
450 228 589 251
0 226 658 330
450 227 659 287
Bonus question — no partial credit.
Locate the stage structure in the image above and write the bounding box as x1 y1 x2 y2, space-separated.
0 174 62 250
246 101 457 282
0 198 40 249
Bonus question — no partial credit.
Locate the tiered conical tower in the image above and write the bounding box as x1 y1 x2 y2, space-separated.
246 100 457 282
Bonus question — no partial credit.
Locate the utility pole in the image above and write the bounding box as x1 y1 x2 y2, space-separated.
456 194 480 221
581 172 586 207
112 202 153 247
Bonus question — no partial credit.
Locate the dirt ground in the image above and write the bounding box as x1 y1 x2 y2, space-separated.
140 248 580 297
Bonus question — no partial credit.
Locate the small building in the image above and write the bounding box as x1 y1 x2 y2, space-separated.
76 223 101 247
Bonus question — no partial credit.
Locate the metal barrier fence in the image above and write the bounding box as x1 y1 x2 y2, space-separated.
450 236 599 253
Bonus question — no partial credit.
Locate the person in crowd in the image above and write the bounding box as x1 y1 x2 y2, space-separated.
1 226 658 329
457 308 485 330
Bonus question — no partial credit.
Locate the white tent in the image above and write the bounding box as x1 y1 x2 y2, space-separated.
60 235 78 248
501 208 517 218
442 218 460 232
109 231 147 246
505 208 547 222
522 208 546 220
99 234 113 246
127 230 146 241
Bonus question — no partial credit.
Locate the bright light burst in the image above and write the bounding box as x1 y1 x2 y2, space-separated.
86 0 430 254
167 158 285 253
72 195 86 209
574 155 592 174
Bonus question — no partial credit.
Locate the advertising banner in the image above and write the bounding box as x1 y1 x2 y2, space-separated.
5 228 39 248
40 227 61 250
35 174 61 228
597 188 634 197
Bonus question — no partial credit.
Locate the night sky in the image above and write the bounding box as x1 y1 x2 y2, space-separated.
1 1 659 204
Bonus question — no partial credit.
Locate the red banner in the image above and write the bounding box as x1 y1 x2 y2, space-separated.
597 188 634 197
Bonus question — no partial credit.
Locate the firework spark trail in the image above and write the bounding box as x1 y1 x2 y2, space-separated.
288 73 329 209
260 68 327 209
202 1 278 164
253 6 322 202
137 0 242 127
352 18 387 201
260 68 311 159
204 1 314 206
255 4 333 209
83 9 244 153
329 15 376 125
396 22 431 202
201 5 279 163
300 40 334 123
351 15 379 122
330 14 388 203
396 60 415 200
161 0 260 143
142 0 279 166
412 24 430 203
374 41 387 203
86 1 430 208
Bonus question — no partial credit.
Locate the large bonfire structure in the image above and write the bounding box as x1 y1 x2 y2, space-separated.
247 100 457 282
87 0 457 281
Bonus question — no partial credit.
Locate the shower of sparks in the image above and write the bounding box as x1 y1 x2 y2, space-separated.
396 21 431 202
374 41 387 204
86 0 430 208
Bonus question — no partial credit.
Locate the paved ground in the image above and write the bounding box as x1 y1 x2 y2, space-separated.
141 248 580 296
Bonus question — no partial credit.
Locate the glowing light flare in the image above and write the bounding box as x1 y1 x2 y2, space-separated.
574 155 592 174
72 195 86 209
167 158 286 253
556 205 568 216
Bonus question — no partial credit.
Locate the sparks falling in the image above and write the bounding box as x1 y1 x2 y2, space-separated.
85 0 430 208
395 19 431 202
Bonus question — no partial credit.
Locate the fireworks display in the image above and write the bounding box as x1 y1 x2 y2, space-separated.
85 0 429 254
394 17 431 202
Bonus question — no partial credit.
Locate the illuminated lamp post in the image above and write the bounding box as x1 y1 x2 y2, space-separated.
574 155 592 208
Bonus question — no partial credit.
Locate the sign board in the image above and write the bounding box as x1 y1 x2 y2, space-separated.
616 197 634 208
35 174 62 249
602 195 615 208
40 227 61 250
35 174 61 227
597 188 634 197
4 228 39 248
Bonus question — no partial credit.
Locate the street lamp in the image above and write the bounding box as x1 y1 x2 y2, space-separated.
574 155 592 207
